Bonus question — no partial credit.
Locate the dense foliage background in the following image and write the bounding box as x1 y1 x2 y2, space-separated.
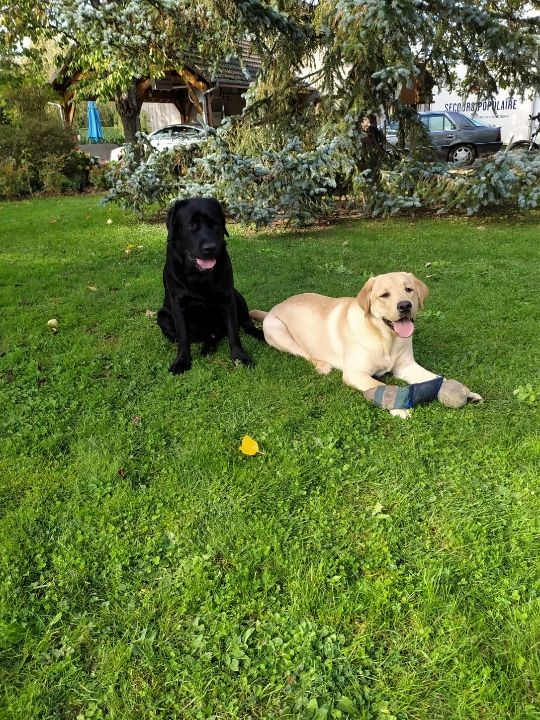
1 0 539 218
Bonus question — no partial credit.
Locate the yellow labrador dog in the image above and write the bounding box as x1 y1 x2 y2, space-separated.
250 272 482 418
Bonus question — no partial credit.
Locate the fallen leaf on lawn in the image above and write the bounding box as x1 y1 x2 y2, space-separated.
106 218 113 225
476 225 486 230
425 261 432 267
239 435 260 456
145 309 156 318
47 318 59 334
131 416 141 425
48 218 57 224
117 467 126 478
87 285 97 291
124 243 136 255
372 502 383 516
342 241 350 247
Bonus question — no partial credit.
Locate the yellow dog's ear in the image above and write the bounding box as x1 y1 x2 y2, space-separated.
357 276 376 315
413 276 429 308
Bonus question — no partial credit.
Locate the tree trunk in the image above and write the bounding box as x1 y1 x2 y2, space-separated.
115 82 141 161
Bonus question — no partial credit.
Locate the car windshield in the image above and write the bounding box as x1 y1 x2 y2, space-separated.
170 127 200 137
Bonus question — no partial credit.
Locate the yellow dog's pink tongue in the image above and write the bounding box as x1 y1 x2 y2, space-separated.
393 318 414 337
196 258 216 270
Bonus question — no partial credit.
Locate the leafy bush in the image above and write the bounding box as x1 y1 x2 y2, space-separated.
40 156 71 193
0 158 30 198
0 118 78 196
436 149 540 214
104 122 363 223
0 78 99 198
63 150 97 191
180 130 357 226
105 133 205 215
89 162 115 190
0 118 99 197
354 151 540 218
104 123 540 225
39 151 97 194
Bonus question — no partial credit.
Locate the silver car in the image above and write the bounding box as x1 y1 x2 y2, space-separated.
109 124 203 161
385 111 502 165
146 124 204 151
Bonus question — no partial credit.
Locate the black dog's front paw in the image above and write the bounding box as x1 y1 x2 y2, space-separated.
251 327 265 343
169 355 192 374
232 350 255 368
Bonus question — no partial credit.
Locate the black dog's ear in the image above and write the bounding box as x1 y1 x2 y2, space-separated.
166 199 188 242
219 204 229 237
206 197 229 237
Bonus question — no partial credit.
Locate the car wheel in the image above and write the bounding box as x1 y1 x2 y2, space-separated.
507 140 538 155
448 144 476 166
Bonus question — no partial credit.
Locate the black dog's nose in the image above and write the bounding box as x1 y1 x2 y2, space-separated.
397 300 412 313
201 243 217 257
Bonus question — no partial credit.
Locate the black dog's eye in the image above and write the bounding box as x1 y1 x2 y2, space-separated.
405 287 413 293
380 292 390 298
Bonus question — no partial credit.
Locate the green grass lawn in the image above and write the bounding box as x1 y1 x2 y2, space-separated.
1 195 539 720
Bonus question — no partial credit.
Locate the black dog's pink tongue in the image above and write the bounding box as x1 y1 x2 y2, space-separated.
393 318 414 338
196 258 216 270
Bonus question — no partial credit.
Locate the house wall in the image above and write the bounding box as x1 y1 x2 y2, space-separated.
142 87 248 130
141 102 183 131
209 88 247 126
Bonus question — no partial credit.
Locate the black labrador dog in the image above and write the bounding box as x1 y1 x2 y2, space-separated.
157 198 264 374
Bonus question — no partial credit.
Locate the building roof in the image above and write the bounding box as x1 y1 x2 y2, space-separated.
189 41 262 88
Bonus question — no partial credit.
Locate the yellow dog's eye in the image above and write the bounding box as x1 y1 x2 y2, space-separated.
405 287 413 293
380 292 390 298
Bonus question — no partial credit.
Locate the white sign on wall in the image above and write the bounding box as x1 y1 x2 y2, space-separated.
427 88 539 145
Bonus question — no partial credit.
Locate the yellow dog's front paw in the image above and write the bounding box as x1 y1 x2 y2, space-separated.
312 359 333 375
389 408 411 420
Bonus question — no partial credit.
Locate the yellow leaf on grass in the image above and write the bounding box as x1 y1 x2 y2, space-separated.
124 243 143 256
87 285 97 291
239 435 260 456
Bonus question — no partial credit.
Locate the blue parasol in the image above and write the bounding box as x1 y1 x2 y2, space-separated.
87 101 104 143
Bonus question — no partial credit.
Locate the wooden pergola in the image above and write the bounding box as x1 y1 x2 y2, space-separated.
51 43 262 129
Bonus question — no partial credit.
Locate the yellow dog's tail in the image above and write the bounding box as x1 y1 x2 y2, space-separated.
249 309 268 322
